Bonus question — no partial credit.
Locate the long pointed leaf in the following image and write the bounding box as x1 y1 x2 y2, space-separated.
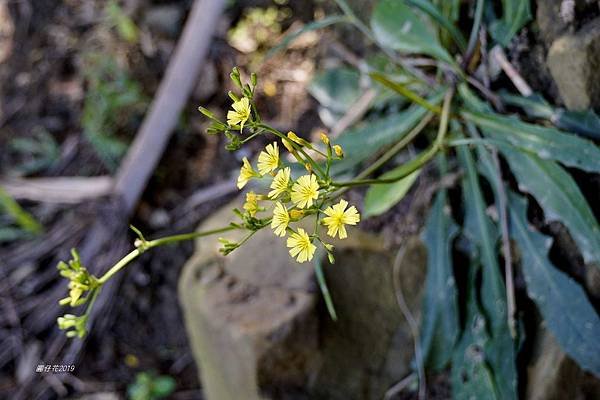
462 109 600 173
451 263 500 400
458 146 517 400
420 190 459 370
508 192 600 376
499 147 600 266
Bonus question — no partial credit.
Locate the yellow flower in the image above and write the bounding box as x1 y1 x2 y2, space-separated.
243 191 260 216
320 132 330 145
333 145 344 158
227 97 251 130
237 157 258 189
322 199 360 239
291 174 320 209
257 142 279 175
271 202 290 237
269 167 290 199
286 228 316 263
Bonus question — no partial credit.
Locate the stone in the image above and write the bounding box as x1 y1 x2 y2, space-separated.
547 18 600 110
311 236 427 400
526 327 600 400
536 0 599 45
179 199 429 399
178 202 318 400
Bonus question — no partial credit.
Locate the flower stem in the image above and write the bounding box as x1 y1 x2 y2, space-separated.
331 88 454 188
97 225 239 284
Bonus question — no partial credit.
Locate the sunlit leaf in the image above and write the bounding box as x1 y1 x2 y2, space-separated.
371 0 454 64
363 169 420 218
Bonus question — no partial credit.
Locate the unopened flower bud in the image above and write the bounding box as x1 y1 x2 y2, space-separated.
290 209 305 219
282 138 295 153
333 145 344 158
320 132 330 145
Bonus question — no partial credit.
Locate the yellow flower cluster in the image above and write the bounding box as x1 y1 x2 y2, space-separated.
236 133 360 263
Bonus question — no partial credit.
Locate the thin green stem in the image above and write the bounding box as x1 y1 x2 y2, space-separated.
333 0 375 41
463 0 484 68
256 123 327 179
357 112 434 180
332 88 454 188
370 72 443 114
97 225 239 284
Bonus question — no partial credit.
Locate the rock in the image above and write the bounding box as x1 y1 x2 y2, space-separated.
143 5 184 38
526 327 600 400
178 202 319 400
536 0 599 45
547 18 600 110
179 200 428 399
311 236 427 400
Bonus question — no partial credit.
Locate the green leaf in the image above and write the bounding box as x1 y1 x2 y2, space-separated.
499 91 600 140
308 67 361 114
152 376 176 397
498 92 554 119
554 109 600 141
0 226 31 243
363 169 420 218
406 0 467 51
458 146 517 400
451 263 500 400
420 190 459 370
489 0 532 46
0 186 42 234
371 0 454 64
499 147 600 266
508 192 600 376
267 15 348 57
331 97 440 174
462 109 600 173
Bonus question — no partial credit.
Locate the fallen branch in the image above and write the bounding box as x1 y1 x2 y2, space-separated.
114 0 227 215
491 45 532 97
0 176 113 203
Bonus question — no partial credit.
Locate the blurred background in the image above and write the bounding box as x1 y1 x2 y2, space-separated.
2 0 600 399
0 0 341 398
